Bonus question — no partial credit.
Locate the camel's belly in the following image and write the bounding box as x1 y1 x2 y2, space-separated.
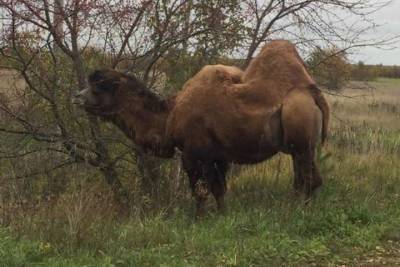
227 146 279 164
171 106 283 164
222 124 282 164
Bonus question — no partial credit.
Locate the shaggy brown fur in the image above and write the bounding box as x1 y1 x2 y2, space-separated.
74 40 329 215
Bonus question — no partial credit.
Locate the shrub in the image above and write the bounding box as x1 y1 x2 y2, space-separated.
307 47 351 90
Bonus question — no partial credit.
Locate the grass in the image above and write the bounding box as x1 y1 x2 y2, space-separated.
1 78 400 266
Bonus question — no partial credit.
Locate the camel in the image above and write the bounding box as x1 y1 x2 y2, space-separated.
73 40 329 215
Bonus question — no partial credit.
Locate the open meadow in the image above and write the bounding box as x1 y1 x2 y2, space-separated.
0 78 399 266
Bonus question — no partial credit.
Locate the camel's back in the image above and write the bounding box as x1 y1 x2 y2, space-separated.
243 40 314 92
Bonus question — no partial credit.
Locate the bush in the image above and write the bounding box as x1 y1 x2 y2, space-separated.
307 47 351 90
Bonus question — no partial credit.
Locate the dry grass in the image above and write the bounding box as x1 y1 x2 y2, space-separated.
327 79 400 130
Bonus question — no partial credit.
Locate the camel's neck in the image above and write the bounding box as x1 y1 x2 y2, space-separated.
110 93 175 158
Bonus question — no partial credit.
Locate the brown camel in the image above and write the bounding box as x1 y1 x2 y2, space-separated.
73 40 329 215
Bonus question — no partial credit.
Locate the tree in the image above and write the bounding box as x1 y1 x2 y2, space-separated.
307 47 351 90
240 0 396 67
0 0 195 210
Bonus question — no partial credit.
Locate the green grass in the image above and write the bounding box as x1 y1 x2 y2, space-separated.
1 78 400 266
2 183 400 266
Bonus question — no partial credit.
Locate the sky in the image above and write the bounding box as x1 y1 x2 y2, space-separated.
350 1 400 65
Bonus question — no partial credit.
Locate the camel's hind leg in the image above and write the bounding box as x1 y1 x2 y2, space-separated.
291 154 303 193
293 150 322 198
281 88 323 198
310 160 323 195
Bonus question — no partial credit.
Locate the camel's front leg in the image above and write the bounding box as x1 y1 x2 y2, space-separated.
208 161 228 213
182 155 209 217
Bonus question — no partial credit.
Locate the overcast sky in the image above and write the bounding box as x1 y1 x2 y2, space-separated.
350 1 400 65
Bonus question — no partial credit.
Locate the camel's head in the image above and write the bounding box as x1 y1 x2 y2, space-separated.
73 69 140 116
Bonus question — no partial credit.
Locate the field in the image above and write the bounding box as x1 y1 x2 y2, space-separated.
0 78 399 266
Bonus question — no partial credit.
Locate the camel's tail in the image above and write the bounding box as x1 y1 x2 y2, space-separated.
308 84 330 144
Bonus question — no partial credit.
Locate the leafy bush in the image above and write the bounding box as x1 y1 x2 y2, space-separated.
307 47 351 90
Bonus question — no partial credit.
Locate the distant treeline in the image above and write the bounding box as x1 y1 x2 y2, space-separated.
350 62 400 81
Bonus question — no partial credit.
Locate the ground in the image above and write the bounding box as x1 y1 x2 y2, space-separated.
0 78 399 266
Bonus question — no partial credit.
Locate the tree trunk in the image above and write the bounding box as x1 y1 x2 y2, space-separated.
54 0 64 54
87 117 130 211
136 150 162 199
100 165 130 211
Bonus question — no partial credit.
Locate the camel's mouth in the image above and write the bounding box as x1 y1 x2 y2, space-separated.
72 100 101 113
